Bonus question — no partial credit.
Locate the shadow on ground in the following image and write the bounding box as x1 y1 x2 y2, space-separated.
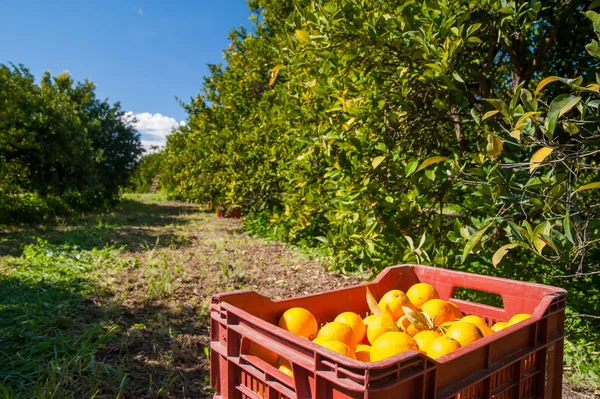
0 198 207 257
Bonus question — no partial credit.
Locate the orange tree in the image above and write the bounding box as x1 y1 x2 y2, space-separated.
163 1 599 385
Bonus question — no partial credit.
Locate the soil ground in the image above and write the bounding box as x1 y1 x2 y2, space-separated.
0 194 595 398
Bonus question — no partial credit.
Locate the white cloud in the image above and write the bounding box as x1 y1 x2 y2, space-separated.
124 112 186 151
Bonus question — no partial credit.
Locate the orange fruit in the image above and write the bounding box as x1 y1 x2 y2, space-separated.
277 358 293 377
378 290 416 321
366 316 393 345
421 299 455 327
427 336 462 359
413 330 442 353
249 341 278 365
491 322 508 332
321 341 357 359
371 332 418 362
335 312 366 347
316 322 356 350
445 322 484 347
355 344 371 362
406 323 428 337
508 313 531 326
406 283 440 309
460 315 493 336
363 314 379 326
448 302 463 319
278 308 318 340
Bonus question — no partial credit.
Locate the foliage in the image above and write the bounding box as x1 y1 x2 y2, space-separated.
129 151 165 193
163 0 599 386
0 64 142 223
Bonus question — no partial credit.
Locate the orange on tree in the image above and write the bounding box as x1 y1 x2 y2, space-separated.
335 312 366 347
421 299 455 327
413 330 442 353
321 341 357 360
355 344 371 362
491 322 508 332
366 316 394 345
460 315 494 336
445 322 484 347
249 341 278 365
427 336 462 359
508 313 531 326
378 290 416 321
316 322 356 350
278 307 318 340
406 283 439 309
370 332 418 362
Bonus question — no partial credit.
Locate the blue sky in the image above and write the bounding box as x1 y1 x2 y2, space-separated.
0 1 253 149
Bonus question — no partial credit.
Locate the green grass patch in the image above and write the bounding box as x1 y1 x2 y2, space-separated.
0 240 126 398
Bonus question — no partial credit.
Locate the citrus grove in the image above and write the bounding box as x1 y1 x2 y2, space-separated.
251 282 531 369
152 0 599 387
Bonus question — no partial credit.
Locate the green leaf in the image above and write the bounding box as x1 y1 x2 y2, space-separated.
416 156 448 173
492 244 519 268
470 108 480 125
571 181 600 196
546 94 581 135
452 71 464 83
484 99 509 116
584 10 600 27
269 65 286 86
405 159 419 176
482 110 500 120
534 76 560 96
563 212 574 244
529 147 553 173
372 155 386 169
425 63 444 73
462 223 491 263
533 221 552 253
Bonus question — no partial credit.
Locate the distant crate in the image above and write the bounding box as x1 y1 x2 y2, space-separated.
210 265 566 399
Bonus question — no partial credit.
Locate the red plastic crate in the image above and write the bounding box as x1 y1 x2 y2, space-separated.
210 265 566 399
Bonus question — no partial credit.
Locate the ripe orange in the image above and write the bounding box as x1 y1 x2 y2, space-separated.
277 358 293 377
421 299 455 327
355 344 371 362
249 341 278 365
335 312 366 347
363 314 379 326
370 332 418 362
321 341 357 359
448 302 463 319
461 315 493 336
427 336 462 359
366 316 393 345
445 322 484 347
406 283 440 309
508 313 531 326
278 308 318 340
413 330 442 353
317 322 356 350
378 290 416 321
491 322 508 332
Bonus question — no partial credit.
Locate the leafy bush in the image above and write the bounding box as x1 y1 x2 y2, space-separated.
0 65 143 223
128 151 165 193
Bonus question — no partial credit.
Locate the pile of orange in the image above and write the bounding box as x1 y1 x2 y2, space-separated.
250 283 532 376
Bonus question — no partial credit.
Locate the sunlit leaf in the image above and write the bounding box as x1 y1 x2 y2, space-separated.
571 181 600 196
372 155 386 169
534 76 560 96
416 156 448 173
492 244 520 268
462 223 491 263
366 287 382 316
486 134 502 157
482 110 500 120
402 307 433 329
295 30 311 43
529 147 553 173
546 95 580 135
381 304 398 332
